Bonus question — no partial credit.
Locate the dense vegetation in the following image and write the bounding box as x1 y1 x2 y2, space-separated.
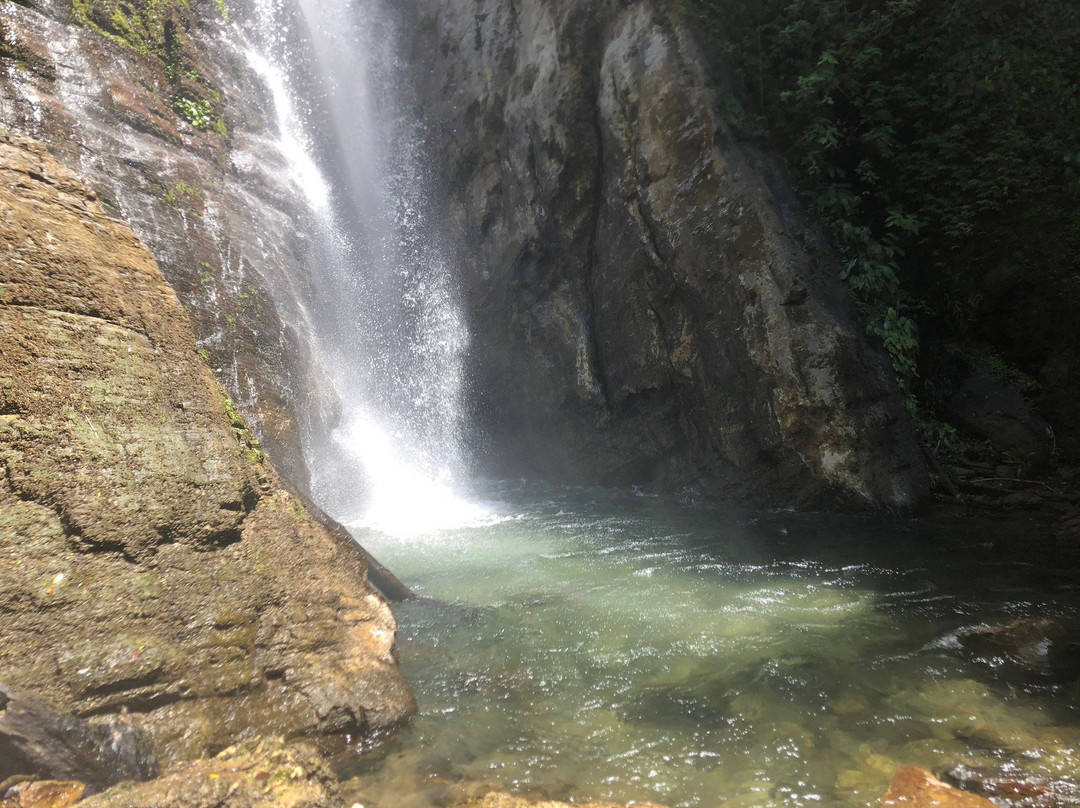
679 0 1080 467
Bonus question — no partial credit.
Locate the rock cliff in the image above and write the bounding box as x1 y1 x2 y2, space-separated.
1 0 928 513
0 0 322 488
398 0 928 509
0 130 415 766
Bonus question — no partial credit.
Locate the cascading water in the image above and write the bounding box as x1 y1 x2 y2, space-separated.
245 0 484 536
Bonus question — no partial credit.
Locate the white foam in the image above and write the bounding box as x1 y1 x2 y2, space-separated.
333 416 488 538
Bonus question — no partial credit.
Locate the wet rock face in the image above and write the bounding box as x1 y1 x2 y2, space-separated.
399 0 927 509
0 131 415 765
0 0 320 489
0 686 158 792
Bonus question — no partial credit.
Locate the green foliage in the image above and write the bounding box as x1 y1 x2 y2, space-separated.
964 344 1041 395
172 95 212 129
679 0 1080 457
71 0 188 61
212 0 228 20
867 307 918 395
70 0 227 137
163 179 202 215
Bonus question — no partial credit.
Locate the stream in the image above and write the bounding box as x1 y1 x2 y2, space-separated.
332 482 1080 807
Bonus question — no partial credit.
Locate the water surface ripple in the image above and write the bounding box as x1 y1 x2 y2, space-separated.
343 482 1080 808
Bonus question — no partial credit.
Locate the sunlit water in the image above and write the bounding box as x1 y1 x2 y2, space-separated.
340 482 1080 808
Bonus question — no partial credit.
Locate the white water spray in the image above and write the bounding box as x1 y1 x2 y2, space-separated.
246 0 484 536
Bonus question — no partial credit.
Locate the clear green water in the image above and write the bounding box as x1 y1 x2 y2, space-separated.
341 482 1080 807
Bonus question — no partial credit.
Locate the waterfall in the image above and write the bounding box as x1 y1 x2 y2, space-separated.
245 0 483 536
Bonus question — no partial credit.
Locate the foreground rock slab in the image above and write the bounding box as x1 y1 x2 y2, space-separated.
79 739 338 808
881 767 997 808
0 129 414 766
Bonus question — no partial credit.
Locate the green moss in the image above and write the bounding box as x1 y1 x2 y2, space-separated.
222 396 242 428
287 495 306 522
966 345 1041 395
163 179 202 216
222 396 264 468
70 0 228 137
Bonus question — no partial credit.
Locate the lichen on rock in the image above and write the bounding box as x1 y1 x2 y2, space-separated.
0 129 415 768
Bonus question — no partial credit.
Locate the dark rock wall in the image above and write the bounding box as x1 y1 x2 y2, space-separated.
1 0 929 510
398 0 928 509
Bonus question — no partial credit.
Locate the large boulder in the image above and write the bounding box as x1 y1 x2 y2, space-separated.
398 0 927 509
0 130 414 766
958 618 1070 673
948 372 1055 471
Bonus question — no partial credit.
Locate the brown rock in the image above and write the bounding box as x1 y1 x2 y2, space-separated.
881 767 997 807
78 738 339 808
0 129 414 765
0 781 86 808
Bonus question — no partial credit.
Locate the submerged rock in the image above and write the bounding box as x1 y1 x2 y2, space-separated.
398 0 927 510
959 619 1070 672
941 763 1080 808
0 130 414 765
880 767 997 808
